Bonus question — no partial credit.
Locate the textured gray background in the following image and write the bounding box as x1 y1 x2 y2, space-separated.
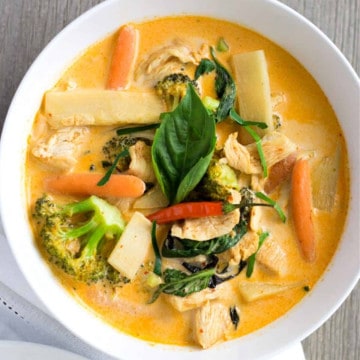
0 1 359 359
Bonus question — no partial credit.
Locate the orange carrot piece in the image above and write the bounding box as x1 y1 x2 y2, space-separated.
45 173 146 198
290 158 316 262
106 24 139 90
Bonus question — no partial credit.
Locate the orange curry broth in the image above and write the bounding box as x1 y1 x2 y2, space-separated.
26 16 349 346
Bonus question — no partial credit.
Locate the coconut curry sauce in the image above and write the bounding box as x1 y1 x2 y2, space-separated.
26 16 349 348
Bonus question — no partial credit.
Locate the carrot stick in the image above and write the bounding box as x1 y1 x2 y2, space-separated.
290 158 316 262
106 24 139 90
45 173 145 198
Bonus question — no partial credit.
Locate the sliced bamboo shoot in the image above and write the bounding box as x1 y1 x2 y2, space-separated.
239 282 300 302
231 50 273 144
133 184 169 210
108 211 152 280
45 89 165 128
312 145 341 211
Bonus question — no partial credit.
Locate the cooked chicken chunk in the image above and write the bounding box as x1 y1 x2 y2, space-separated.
238 230 260 260
223 132 258 174
216 230 258 266
256 239 287 276
127 141 156 183
135 39 208 87
223 131 297 175
165 288 220 312
31 127 89 171
249 205 262 232
194 301 234 349
171 209 240 241
264 152 297 193
249 132 297 168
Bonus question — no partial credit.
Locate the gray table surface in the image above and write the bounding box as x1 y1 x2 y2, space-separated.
0 0 359 359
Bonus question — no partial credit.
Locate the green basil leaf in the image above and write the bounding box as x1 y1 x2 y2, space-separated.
149 268 215 303
162 221 247 258
195 58 216 79
211 48 237 122
152 84 216 204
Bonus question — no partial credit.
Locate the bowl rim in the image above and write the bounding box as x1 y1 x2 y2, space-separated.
0 0 359 359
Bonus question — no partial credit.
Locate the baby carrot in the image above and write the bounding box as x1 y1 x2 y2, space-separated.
45 173 146 198
290 158 316 262
106 24 139 90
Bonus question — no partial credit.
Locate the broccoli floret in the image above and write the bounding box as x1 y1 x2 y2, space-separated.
155 73 199 111
33 194 128 285
202 159 240 200
102 135 151 172
190 157 240 201
238 187 255 225
202 95 220 113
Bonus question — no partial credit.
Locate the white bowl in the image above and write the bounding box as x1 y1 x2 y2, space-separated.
0 0 359 359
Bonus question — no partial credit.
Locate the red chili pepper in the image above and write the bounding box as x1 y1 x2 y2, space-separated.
147 201 239 224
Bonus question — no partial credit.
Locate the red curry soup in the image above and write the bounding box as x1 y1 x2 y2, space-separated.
27 16 349 348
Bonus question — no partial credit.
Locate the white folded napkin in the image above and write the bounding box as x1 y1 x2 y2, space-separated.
0 220 305 360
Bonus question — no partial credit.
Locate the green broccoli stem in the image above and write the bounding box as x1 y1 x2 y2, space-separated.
81 225 107 258
63 217 98 239
61 195 126 256
62 197 98 216
170 94 181 111
202 96 220 113
34 194 126 284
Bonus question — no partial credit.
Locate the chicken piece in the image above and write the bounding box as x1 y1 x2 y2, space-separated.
127 141 155 183
135 39 208 87
171 188 240 241
165 287 220 312
31 127 89 171
194 301 234 349
223 132 258 174
248 131 298 169
171 209 240 241
223 132 297 175
237 172 252 189
249 205 262 232
214 229 258 265
264 152 297 193
250 174 266 192
238 230 260 261
256 239 287 276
